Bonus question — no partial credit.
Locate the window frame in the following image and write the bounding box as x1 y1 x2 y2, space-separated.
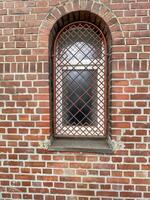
53 21 108 138
49 20 112 153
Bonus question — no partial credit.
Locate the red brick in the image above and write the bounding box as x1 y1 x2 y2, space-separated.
0 174 13 179
144 193 150 198
131 150 149 156
113 94 129 100
122 136 141 142
15 175 35 180
83 177 105 183
124 171 134 177
96 191 118 197
121 191 142 197
131 94 150 100
51 189 71 195
118 164 139 170
37 176 57 181
47 162 68 168
74 190 94 196
112 122 130 128
0 122 12 127
0 49 19 55
45 195 54 200
70 163 91 169
29 188 49 193
4 161 23 166
132 179 150 185
25 162 45 167
60 176 81 182
93 164 115 170
14 148 34 153
107 178 129 184
12 95 32 101
141 164 150 170
2 135 22 140
112 157 122 162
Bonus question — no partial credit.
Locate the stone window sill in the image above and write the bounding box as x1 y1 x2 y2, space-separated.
48 137 114 154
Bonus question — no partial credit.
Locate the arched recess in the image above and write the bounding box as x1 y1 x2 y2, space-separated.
37 0 125 151
38 0 125 50
48 10 113 140
51 13 110 138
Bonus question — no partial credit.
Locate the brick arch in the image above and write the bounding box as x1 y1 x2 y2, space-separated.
38 0 125 49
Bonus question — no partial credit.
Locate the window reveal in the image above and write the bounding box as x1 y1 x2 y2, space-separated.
54 22 107 137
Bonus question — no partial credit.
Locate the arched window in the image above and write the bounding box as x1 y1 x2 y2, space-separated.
54 22 107 137
49 12 112 153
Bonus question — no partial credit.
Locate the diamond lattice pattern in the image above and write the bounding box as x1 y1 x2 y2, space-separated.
55 22 106 137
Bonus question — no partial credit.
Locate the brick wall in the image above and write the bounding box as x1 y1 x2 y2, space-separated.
0 0 150 199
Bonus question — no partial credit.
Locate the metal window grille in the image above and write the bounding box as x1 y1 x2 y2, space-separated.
53 22 107 137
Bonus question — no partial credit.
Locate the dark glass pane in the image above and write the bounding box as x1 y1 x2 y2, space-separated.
62 70 97 126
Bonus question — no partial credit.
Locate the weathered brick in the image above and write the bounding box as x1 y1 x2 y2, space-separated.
0 1 149 200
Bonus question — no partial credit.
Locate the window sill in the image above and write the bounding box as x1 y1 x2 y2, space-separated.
48 137 113 154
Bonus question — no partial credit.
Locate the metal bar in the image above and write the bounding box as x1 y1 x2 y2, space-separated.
53 21 108 137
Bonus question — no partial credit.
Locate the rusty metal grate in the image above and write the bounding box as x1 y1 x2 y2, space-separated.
53 22 107 137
